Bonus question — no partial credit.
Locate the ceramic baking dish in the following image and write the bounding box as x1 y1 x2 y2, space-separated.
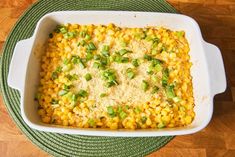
7 11 226 137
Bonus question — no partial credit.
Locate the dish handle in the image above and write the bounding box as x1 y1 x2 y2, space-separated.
204 42 227 96
7 38 33 92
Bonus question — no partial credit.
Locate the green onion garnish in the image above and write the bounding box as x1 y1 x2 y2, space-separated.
100 93 107 98
143 54 152 61
84 73 92 81
87 42 97 50
166 85 175 99
85 34 91 40
88 118 95 127
119 111 127 119
142 80 149 91
151 86 159 94
50 98 59 104
58 90 68 96
132 59 139 67
107 106 116 117
78 89 88 98
141 116 147 123
118 49 132 56
126 68 135 79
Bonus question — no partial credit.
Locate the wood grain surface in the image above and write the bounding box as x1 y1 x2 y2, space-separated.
0 0 235 156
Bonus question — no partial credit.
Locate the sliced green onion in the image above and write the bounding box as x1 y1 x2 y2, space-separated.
80 40 87 46
62 64 72 72
166 85 176 99
158 122 165 129
78 89 88 98
59 90 68 96
126 68 135 79
86 52 93 60
134 107 141 113
151 86 159 94
118 49 132 56
60 27 67 34
142 80 149 91
85 34 91 40
101 50 109 57
162 68 169 87
119 111 127 119
63 58 69 65
49 33 53 38
141 116 147 124
143 54 152 61
80 31 87 38
66 74 78 81
88 118 95 127
107 106 116 117
87 42 97 50
132 59 139 67
50 98 59 104
125 105 130 110
51 72 58 80
173 97 181 103
100 93 107 98
154 64 163 72
84 73 92 81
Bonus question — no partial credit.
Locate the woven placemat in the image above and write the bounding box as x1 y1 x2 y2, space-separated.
0 0 178 156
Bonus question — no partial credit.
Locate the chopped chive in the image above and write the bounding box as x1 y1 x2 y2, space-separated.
58 90 68 96
71 56 79 64
78 89 88 98
154 64 163 72
107 106 116 117
141 116 147 124
117 106 122 113
125 105 130 110
142 80 149 91
152 37 160 44
71 94 79 102
77 42 80 47
151 86 159 94
100 93 107 98
84 73 92 81
132 59 139 67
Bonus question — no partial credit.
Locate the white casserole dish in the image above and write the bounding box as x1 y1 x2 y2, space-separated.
7 11 226 137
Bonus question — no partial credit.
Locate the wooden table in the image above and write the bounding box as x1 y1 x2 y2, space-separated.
0 0 235 156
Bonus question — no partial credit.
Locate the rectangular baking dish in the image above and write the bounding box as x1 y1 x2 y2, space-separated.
7 11 226 137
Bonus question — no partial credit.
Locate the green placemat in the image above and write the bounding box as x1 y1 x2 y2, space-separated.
0 0 178 156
